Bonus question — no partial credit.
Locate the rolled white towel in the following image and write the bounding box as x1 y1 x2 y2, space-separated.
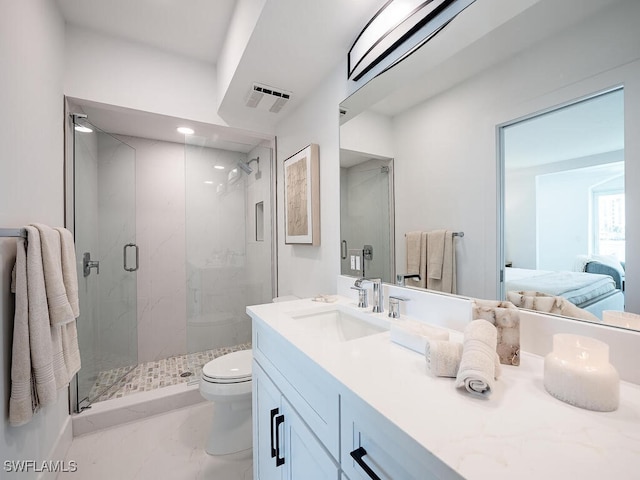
425 340 463 377
455 319 499 398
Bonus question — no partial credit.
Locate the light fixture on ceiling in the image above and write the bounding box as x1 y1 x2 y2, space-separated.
245 82 292 113
348 0 476 82
74 124 93 133
177 127 195 135
204 180 214 185
214 165 225 170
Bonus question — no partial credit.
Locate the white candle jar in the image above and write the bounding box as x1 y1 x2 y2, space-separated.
544 334 619 412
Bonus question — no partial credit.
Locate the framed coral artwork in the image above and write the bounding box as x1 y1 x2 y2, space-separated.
283 144 320 245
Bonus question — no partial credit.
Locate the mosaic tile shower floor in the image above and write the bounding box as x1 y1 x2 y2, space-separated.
89 342 252 403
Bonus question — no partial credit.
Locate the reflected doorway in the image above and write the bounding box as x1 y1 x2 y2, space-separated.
500 87 625 320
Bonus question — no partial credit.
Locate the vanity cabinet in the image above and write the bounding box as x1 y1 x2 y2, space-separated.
341 392 461 480
253 321 341 479
253 362 339 480
252 315 449 480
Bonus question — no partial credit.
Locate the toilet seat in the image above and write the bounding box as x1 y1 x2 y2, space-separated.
202 349 252 384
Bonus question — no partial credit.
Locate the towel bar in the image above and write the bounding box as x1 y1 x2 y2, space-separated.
404 231 464 237
0 228 27 238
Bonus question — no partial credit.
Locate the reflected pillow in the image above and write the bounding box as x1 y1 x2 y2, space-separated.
590 254 625 277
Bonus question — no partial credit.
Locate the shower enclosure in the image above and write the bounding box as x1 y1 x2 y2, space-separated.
69 109 275 412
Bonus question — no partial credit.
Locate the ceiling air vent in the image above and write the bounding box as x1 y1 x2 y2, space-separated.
246 83 292 113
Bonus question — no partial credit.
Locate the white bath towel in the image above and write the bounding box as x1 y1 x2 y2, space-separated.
54 227 79 318
426 339 501 379
406 231 426 288
60 322 81 381
9 238 35 426
425 340 463 377
32 224 75 326
427 230 446 280
455 319 499 398
24 226 57 405
426 231 456 294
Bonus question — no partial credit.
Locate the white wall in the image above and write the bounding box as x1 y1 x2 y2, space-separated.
64 26 226 127
275 65 346 297
340 110 394 159
0 1 71 477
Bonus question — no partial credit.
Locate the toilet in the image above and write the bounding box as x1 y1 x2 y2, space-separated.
199 349 253 455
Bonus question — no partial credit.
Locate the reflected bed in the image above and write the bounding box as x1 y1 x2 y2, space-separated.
505 267 625 318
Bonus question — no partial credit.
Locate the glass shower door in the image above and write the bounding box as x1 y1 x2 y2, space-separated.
73 118 138 411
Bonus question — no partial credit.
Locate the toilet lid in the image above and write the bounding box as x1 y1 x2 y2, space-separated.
202 349 252 383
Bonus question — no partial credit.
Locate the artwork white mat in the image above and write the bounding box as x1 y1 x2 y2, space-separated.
284 144 319 245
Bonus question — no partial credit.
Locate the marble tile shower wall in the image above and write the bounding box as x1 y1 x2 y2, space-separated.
121 136 188 363
245 145 274 305
101 136 269 364
185 145 253 354
97 134 138 368
87 133 273 378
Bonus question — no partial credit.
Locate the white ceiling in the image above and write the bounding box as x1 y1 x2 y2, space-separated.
55 0 389 141
69 97 272 152
504 88 624 169
56 0 237 64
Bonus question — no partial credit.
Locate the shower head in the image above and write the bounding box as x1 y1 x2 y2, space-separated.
236 157 260 175
237 161 253 174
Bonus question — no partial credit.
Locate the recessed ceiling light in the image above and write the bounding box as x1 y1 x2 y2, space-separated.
214 165 225 170
204 180 214 185
74 125 93 133
177 127 194 135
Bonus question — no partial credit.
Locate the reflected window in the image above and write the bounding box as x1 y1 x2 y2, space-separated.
593 189 625 261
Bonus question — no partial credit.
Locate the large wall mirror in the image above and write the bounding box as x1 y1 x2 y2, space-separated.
501 88 626 322
339 0 639 331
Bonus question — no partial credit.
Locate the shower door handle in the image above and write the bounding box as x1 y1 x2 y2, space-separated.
123 243 139 272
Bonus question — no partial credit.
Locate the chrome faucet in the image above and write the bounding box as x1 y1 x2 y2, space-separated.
354 277 384 313
396 273 421 286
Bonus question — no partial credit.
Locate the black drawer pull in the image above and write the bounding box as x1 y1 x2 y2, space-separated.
275 414 285 467
270 408 279 458
350 446 382 480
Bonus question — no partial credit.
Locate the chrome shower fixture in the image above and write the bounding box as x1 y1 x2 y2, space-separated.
237 161 253 174
236 157 261 177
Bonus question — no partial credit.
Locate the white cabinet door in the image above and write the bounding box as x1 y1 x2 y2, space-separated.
254 361 285 480
281 398 340 480
254 360 339 480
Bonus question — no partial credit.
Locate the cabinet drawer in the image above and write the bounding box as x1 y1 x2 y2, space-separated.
341 394 462 480
254 321 340 459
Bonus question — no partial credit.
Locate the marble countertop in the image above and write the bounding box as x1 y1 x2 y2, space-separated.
248 296 640 480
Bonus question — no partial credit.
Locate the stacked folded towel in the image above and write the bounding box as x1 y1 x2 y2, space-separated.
455 319 500 398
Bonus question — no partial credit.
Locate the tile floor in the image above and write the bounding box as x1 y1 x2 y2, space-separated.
59 402 253 480
89 343 252 402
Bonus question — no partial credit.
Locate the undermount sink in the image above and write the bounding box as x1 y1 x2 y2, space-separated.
291 308 388 342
